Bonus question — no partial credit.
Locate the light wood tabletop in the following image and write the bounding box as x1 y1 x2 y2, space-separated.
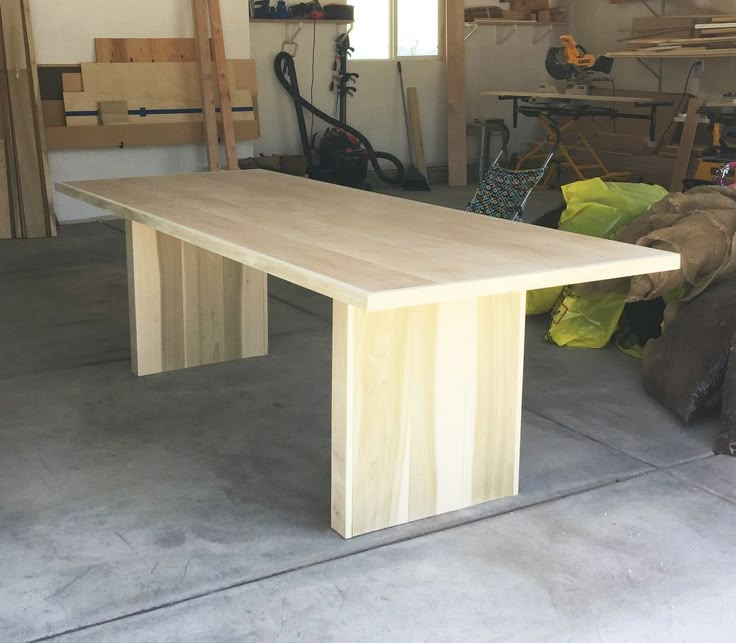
58 170 678 312
58 170 679 539
481 90 658 103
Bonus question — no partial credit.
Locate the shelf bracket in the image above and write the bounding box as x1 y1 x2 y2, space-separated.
636 57 663 85
496 24 517 46
464 23 478 41
532 25 554 45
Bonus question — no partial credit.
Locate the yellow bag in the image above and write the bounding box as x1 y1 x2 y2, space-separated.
527 287 564 316
559 178 668 238
543 179 669 347
547 287 626 349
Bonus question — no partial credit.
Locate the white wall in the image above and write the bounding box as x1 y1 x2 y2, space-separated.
31 0 253 222
250 21 446 170
250 0 562 178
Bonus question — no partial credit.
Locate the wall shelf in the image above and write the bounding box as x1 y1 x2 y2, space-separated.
250 19 353 25
464 20 568 43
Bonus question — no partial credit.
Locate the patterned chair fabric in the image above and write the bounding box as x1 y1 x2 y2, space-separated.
467 164 547 221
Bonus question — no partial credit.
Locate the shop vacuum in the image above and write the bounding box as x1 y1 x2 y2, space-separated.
274 40 405 189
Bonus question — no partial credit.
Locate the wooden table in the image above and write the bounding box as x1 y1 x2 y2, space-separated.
58 171 679 539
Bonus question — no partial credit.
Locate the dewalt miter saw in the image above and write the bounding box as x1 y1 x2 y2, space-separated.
545 35 614 95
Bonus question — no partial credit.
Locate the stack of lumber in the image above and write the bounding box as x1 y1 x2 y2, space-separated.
41 39 259 150
610 14 736 58
0 0 55 239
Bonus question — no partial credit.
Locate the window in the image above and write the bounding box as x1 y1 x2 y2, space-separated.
350 0 442 60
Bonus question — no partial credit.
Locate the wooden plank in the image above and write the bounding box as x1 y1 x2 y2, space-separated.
608 48 736 58
62 72 83 93
447 0 467 186
98 100 128 125
62 62 254 126
193 0 220 171
125 219 268 376
628 35 736 46
207 0 238 170
0 138 11 238
95 38 203 63
406 86 428 179
45 119 259 149
63 88 254 126
95 38 153 63
57 171 680 311
22 0 56 237
0 41 20 236
482 90 657 103
670 96 702 192
0 0 50 238
331 292 525 537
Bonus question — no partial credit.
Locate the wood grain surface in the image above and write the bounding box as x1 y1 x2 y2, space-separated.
126 220 268 376
58 171 680 311
332 293 525 537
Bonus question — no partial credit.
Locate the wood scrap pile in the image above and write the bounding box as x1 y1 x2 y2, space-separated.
0 0 55 239
610 14 736 58
42 47 259 152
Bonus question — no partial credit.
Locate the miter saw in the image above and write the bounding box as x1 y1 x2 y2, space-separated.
545 35 614 95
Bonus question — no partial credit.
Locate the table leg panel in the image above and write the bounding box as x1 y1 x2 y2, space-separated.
126 221 267 376
332 293 525 538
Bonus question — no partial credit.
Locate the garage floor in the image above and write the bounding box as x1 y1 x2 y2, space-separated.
1 186 734 642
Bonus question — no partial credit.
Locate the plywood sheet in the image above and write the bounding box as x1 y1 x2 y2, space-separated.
63 62 254 126
64 89 254 126
57 171 681 311
96 38 203 63
0 139 11 238
46 119 259 149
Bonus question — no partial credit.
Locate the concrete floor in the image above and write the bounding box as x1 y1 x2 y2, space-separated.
1 185 734 642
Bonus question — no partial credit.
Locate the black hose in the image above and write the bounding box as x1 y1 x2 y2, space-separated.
274 51 405 186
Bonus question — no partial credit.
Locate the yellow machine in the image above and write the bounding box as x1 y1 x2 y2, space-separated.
560 35 597 69
545 35 614 94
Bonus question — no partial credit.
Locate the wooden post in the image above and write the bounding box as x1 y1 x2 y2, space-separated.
193 0 221 171
0 0 54 238
670 97 702 193
207 0 239 170
407 87 428 180
446 0 467 186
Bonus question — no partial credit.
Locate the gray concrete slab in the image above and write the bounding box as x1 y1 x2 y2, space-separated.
669 455 736 503
0 348 648 641
0 224 325 381
54 472 736 643
523 316 720 467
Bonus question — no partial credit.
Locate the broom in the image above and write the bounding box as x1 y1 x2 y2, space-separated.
398 62 431 192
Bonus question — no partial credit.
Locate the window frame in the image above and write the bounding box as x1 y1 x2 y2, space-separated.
351 0 445 62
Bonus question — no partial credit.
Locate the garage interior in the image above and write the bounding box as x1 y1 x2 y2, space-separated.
2 1 736 641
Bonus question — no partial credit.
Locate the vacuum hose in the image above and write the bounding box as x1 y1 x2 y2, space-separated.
274 51 405 186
